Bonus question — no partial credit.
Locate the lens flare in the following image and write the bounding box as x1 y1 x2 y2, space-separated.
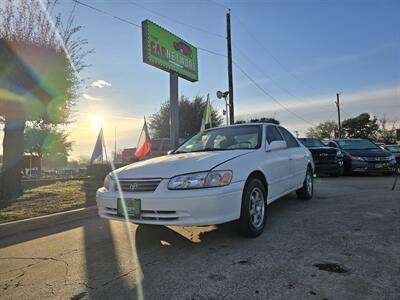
90 114 104 130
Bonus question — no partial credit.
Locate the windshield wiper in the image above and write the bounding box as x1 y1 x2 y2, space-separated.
190 148 228 152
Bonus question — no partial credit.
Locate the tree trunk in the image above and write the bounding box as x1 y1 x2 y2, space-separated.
1 109 25 203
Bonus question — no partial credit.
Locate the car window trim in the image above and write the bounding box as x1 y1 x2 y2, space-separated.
266 125 284 145
277 126 299 148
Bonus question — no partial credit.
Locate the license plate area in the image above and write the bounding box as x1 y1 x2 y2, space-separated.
117 198 141 217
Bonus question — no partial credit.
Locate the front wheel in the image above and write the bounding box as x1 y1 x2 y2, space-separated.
296 167 313 200
237 178 267 237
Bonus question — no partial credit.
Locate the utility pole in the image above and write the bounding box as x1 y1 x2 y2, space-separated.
226 10 234 124
335 93 341 138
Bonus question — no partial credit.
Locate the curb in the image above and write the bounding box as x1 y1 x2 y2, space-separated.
0 206 98 239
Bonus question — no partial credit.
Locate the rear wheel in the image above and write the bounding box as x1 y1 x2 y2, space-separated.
237 178 267 237
296 167 313 200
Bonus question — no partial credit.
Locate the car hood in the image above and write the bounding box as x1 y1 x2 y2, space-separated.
308 147 338 155
343 148 391 157
115 150 254 179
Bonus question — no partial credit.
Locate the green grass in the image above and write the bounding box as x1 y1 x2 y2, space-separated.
0 179 102 223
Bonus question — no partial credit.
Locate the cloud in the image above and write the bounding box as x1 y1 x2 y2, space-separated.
236 84 400 135
83 93 103 102
90 80 111 89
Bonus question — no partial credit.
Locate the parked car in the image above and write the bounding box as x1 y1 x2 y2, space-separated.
97 124 314 237
298 138 344 176
382 144 400 174
328 139 397 175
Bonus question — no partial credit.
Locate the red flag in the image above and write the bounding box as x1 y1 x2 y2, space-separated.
135 118 152 159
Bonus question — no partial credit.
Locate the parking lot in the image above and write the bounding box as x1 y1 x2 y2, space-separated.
1 176 399 300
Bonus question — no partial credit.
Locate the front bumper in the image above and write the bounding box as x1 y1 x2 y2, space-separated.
314 160 343 174
350 160 397 174
96 179 245 226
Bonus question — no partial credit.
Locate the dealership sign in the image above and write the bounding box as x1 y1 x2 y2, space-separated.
142 19 198 82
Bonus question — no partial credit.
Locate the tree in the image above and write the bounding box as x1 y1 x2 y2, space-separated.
250 117 280 124
306 120 338 139
0 0 90 201
235 117 280 125
341 113 379 139
24 127 72 174
377 116 398 144
148 96 223 139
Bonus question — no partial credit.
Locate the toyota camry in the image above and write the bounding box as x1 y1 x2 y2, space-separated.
96 124 314 237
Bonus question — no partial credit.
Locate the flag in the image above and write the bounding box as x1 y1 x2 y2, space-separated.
200 94 212 131
135 117 152 159
90 128 104 164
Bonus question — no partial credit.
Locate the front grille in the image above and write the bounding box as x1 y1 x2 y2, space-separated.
313 153 336 162
363 157 387 163
118 179 161 192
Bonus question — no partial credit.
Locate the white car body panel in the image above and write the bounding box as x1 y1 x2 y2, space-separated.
96 123 314 226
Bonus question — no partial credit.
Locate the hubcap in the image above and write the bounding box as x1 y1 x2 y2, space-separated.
249 187 265 228
306 171 313 195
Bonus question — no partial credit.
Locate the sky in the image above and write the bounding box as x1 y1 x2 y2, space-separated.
1 0 399 159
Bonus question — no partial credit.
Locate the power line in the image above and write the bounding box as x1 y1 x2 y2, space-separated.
128 1 226 39
73 0 315 127
232 13 331 98
234 44 338 117
233 62 315 126
72 0 141 28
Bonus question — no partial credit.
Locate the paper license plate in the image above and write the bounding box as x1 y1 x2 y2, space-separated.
117 198 141 217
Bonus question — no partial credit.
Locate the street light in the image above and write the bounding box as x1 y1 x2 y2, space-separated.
217 91 230 125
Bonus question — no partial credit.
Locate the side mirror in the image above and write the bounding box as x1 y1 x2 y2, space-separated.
266 140 287 152
167 150 173 155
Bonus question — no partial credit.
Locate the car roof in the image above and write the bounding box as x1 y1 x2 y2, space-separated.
333 138 368 141
213 123 279 129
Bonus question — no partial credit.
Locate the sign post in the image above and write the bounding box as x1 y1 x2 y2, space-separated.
142 20 198 148
170 73 179 148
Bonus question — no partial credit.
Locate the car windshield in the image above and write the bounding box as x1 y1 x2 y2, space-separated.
385 145 400 153
174 125 261 153
336 139 379 150
299 138 325 148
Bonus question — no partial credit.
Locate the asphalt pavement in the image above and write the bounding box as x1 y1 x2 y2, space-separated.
1 176 399 300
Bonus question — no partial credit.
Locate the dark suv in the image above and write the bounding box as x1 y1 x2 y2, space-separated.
328 139 397 175
298 138 344 176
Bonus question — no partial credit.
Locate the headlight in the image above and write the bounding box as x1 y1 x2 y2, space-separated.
104 174 113 191
350 156 364 161
336 150 342 156
168 170 233 190
388 155 396 162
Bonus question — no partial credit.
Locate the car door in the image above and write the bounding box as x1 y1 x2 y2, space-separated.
261 125 293 202
278 127 307 188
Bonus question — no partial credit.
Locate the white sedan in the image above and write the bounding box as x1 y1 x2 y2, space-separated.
96 123 314 237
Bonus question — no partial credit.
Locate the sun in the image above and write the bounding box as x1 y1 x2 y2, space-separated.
90 114 104 130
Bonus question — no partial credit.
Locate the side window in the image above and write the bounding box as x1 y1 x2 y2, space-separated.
266 126 284 144
278 127 299 148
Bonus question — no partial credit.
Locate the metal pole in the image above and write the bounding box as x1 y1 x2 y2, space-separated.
224 96 229 125
336 93 341 138
170 73 179 148
227 11 234 124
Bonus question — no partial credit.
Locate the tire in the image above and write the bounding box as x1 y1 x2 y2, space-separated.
296 167 313 200
237 177 267 237
330 166 344 177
